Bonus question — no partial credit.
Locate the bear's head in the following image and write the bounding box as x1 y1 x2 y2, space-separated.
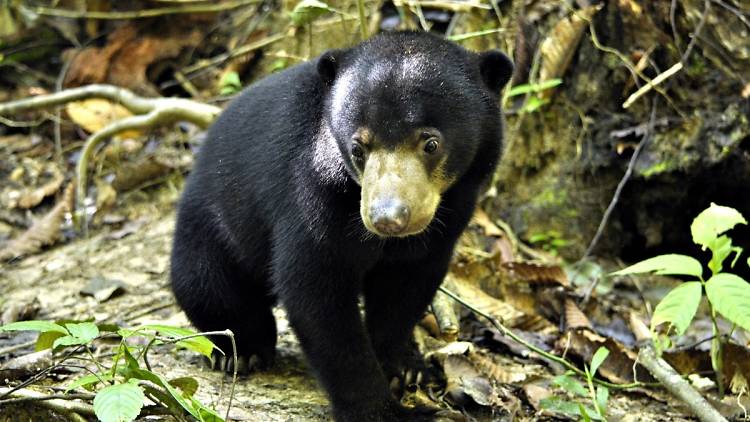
317 32 513 238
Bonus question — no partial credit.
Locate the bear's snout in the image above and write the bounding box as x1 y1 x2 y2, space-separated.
370 197 410 235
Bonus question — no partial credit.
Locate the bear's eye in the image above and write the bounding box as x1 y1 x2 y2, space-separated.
351 141 365 160
423 138 440 154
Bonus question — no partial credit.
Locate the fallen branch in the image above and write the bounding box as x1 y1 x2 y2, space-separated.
638 344 727 422
23 0 261 20
0 387 95 416
0 84 221 231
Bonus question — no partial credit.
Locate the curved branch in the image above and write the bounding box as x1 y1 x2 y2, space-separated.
24 0 261 20
74 103 219 226
0 84 153 115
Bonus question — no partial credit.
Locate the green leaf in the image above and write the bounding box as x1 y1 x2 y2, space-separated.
507 79 563 97
192 397 225 422
611 254 703 278
35 330 67 351
521 95 548 113
123 367 201 420
219 71 241 95
93 381 145 422
651 281 702 335
552 374 587 397
169 377 199 397
53 335 89 349
595 386 609 415
125 324 215 358
0 320 67 334
691 203 747 250
705 273 750 332
707 235 734 274
289 0 333 26
540 397 601 420
747 257 750 269
589 347 609 377
65 373 113 392
579 403 592 422
66 322 99 342
50 322 100 349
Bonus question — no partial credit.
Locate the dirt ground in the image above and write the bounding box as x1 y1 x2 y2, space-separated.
0 201 706 421
0 208 331 421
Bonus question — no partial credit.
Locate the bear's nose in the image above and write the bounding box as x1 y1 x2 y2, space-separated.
370 198 410 235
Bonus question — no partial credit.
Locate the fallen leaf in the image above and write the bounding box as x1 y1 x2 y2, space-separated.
0 183 74 261
502 261 569 287
15 164 64 209
66 99 138 136
539 5 602 92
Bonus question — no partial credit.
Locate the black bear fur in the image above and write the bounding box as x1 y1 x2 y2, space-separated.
171 31 512 421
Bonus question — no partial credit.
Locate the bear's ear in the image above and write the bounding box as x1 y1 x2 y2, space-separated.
478 50 514 94
318 49 343 86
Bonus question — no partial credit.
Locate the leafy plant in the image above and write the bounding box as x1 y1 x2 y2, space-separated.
219 71 242 96
505 78 563 113
611 203 749 394
0 320 230 421
529 229 570 256
541 346 610 421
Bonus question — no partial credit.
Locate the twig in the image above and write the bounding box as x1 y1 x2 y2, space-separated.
179 33 287 77
0 340 36 356
624 0 710 109
579 100 658 262
585 17 683 116
356 0 369 39
438 286 649 389
638 344 727 422
25 0 261 20
622 62 683 109
0 387 95 416
711 0 750 29
682 0 711 64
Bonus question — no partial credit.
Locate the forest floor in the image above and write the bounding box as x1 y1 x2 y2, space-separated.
0 191 699 421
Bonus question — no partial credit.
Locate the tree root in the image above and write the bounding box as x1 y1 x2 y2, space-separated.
0 387 95 418
638 344 727 422
0 84 221 230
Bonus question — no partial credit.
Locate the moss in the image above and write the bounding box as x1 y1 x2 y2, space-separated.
640 160 676 178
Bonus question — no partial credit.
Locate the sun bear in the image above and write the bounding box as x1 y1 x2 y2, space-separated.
171 31 512 421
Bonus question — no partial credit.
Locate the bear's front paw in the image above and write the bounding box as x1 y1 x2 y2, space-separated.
205 349 273 375
383 352 446 395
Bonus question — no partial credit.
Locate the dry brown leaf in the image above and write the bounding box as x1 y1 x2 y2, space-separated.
0 183 74 261
471 209 504 237
66 99 138 137
539 5 602 86
563 298 592 330
448 274 555 332
556 328 652 384
469 350 529 384
522 382 552 411
15 164 64 209
502 261 569 286
64 23 203 93
443 354 496 407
